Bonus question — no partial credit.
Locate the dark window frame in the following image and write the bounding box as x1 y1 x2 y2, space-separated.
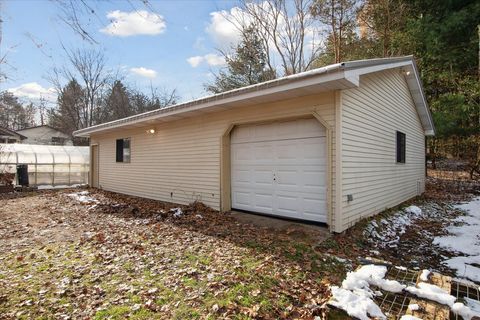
396 131 406 163
116 138 131 163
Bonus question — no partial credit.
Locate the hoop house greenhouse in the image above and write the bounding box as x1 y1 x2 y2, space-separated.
0 144 89 187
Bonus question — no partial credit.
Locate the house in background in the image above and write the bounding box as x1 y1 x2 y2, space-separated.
16 125 73 146
74 56 435 233
0 126 26 144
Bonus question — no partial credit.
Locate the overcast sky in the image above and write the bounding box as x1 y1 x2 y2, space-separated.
0 0 248 105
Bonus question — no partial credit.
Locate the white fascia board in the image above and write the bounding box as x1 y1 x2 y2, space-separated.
74 70 358 137
345 60 435 137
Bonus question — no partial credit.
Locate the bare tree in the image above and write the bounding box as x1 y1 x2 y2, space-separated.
227 0 322 75
49 48 112 129
310 0 358 63
357 0 408 57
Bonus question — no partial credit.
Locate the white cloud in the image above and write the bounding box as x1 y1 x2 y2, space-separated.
7 82 57 102
100 10 166 37
187 54 225 68
205 4 322 68
187 56 204 68
204 53 225 66
205 8 245 46
130 67 157 79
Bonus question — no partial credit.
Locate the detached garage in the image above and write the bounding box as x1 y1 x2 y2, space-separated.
74 56 435 233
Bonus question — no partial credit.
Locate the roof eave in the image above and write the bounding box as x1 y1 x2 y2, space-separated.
74 64 351 138
74 56 435 138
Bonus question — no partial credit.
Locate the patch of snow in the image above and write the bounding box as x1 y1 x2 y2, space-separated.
420 269 431 282
363 204 428 248
331 263 478 319
451 301 480 320
67 191 99 204
407 304 420 311
195 214 203 219
329 286 385 320
342 265 406 293
443 256 480 283
452 277 480 287
465 297 480 314
433 197 480 283
405 205 422 215
38 184 86 190
400 315 422 320
405 282 456 307
171 208 183 218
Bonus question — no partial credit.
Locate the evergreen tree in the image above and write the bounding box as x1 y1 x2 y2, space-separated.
48 79 85 135
104 80 131 121
0 91 36 130
206 26 276 94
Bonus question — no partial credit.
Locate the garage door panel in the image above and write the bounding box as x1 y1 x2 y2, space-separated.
232 144 253 162
253 144 275 161
303 199 327 220
232 168 251 184
253 169 274 187
232 191 251 206
231 118 327 223
303 170 326 187
254 193 274 209
302 139 326 160
276 194 300 214
276 143 299 160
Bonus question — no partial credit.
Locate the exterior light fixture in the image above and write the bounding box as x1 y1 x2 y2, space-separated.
146 128 156 134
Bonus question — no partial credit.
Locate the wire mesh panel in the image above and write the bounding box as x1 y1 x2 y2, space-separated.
385 266 419 287
374 290 412 319
0 144 89 187
450 279 480 320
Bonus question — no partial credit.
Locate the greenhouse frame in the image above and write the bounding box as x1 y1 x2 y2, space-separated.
0 144 89 187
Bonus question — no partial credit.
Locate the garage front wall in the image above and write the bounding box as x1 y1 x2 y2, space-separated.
340 69 426 231
90 92 337 228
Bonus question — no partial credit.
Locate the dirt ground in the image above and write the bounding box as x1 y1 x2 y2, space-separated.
0 175 478 319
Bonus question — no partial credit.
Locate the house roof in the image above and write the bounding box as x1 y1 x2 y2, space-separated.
16 124 64 133
0 126 27 140
74 56 435 138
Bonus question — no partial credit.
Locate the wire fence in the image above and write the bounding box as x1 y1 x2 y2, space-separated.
0 144 89 187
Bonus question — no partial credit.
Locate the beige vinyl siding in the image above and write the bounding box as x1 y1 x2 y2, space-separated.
90 92 337 227
340 69 426 230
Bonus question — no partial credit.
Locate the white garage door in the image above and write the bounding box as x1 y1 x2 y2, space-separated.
231 118 327 223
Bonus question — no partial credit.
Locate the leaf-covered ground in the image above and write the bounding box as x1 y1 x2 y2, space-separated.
1 176 477 319
0 190 348 320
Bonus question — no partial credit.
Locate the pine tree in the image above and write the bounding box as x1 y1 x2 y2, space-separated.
48 79 85 135
206 26 276 94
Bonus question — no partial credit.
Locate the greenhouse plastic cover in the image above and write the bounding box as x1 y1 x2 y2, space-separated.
0 144 89 186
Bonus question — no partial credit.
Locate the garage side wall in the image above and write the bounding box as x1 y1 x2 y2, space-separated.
89 92 337 226
340 69 426 231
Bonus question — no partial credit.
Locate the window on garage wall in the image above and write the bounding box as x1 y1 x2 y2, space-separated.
116 138 131 163
396 131 406 163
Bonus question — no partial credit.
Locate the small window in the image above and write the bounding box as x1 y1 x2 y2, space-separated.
51 137 66 145
396 131 406 163
116 138 131 163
